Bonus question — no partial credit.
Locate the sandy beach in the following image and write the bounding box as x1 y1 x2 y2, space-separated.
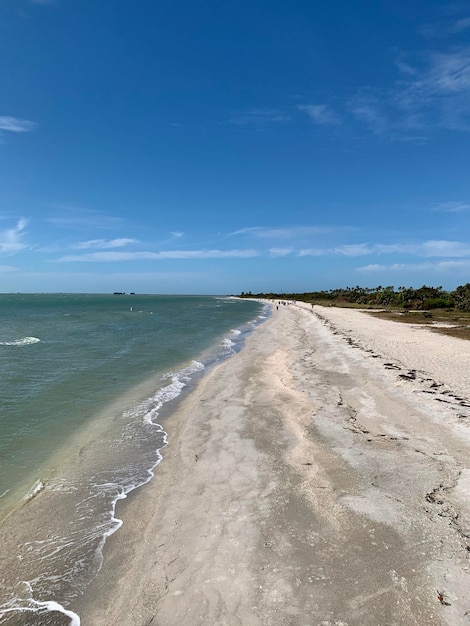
78 303 470 626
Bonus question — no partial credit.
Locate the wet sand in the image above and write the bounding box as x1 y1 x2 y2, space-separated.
78 303 470 626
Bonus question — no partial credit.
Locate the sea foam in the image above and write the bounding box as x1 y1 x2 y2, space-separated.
0 336 41 346
126 360 205 426
0 595 80 626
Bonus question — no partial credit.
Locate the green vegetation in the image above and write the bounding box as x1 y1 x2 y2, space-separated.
239 283 470 340
239 283 470 311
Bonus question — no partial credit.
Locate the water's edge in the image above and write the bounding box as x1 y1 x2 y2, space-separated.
0 300 270 626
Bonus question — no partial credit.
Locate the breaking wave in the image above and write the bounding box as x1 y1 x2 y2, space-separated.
0 337 41 346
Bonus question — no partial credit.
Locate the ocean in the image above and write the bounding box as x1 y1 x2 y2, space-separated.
0 294 267 625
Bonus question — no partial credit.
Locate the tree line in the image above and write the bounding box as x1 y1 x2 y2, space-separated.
239 283 470 311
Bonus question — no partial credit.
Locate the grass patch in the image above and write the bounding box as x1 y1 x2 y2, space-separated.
364 309 470 341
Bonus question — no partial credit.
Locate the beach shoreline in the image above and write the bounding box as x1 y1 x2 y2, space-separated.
78 302 470 625
0 296 266 625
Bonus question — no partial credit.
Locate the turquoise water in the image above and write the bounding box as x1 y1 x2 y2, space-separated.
0 294 266 625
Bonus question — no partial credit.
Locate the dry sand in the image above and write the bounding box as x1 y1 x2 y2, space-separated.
78 303 470 626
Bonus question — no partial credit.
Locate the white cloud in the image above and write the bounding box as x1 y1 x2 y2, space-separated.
421 49 470 95
260 226 332 238
230 227 263 236
450 17 470 33
269 248 293 258
433 201 470 212
436 259 470 269
358 264 386 272
298 104 341 125
334 243 372 256
358 259 470 272
298 243 373 257
395 59 417 76
57 249 260 262
299 244 372 257
392 47 470 132
232 226 333 239
349 92 391 136
421 15 470 38
46 205 124 229
171 231 184 238
411 239 470 257
334 47 470 137
229 109 291 126
299 239 470 259
0 116 36 132
358 263 431 272
238 44 470 140
374 240 470 257
0 218 29 254
75 238 139 250
0 265 17 272
298 248 326 257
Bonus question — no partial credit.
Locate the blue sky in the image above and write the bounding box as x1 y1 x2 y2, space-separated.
1 0 470 294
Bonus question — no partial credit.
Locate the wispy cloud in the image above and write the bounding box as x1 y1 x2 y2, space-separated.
259 226 333 239
349 92 391 136
269 247 293 258
381 47 470 133
0 116 36 132
231 226 333 239
297 104 341 125
372 240 470 257
335 243 373 256
299 45 470 138
229 109 291 126
299 243 372 257
404 239 470 257
171 231 184 238
358 262 434 272
230 227 262 236
57 249 259 262
433 259 470 269
299 240 470 258
75 238 139 250
433 201 470 212
231 234 470 259
415 49 470 96
0 218 29 254
359 259 470 272
0 265 18 272
298 248 326 257
46 205 125 230
0 116 35 143
420 13 470 38
395 58 417 77
450 17 470 33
